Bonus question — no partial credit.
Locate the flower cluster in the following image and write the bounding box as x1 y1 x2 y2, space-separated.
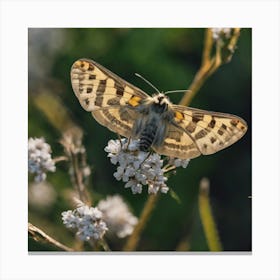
104 138 190 194
105 139 167 194
97 195 138 238
62 205 108 242
211 28 232 41
28 137 56 182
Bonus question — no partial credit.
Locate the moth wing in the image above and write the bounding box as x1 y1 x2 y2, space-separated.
153 124 201 159
70 58 148 112
171 104 248 155
92 107 141 138
71 58 150 136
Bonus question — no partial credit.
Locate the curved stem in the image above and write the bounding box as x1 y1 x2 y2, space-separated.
28 222 74 252
123 193 160 251
180 28 240 106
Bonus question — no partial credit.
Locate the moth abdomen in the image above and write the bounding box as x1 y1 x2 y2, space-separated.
139 127 156 152
139 135 154 152
139 120 158 152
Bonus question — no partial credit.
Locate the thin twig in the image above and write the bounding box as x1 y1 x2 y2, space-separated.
99 239 111 252
202 28 213 66
162 165 177 173
60 128 91 205
224 28 241 63
180 29 217 106
28 222 74 252
53 156 68 163
70 149 89 204
180 28 241 106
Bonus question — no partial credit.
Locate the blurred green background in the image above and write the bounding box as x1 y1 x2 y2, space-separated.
28 28 251 251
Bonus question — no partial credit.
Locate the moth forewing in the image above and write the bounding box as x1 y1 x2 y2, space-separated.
70 58 147 138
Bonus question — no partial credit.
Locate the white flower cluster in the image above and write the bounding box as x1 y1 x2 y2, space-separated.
62 205 108 242
28 137 56 182
211 28 232 41
97 195 138 238
105 139 169 194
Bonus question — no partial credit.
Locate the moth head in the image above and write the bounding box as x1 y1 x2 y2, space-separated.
151 93 171 113
153 93 170 106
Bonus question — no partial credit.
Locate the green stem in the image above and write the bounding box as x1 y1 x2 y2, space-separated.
123 193 160 251
198 178 222 251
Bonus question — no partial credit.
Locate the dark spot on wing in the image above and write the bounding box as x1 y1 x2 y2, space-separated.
116 85 124 97
192 112 204 123
185 122 196 133
210 137 217 143
88 64 94 71
195 129 208 140
107 98 120 106
230 119 238 126
208 118 216 128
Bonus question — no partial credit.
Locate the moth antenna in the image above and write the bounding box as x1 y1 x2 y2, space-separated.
165 89 192 95
135 73 160 93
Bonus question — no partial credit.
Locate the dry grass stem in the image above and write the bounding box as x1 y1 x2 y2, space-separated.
60 128 91 205
180 28 241 106
28 222 74 252
123 193 160 251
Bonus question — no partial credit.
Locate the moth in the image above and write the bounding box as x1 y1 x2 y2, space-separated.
71 58 247 159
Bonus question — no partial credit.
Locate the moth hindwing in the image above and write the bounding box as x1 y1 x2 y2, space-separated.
71 58 248 160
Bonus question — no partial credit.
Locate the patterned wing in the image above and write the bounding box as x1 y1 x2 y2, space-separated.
70 58 148 136
92 107 139 138
169 104 247 157
153 125 202 159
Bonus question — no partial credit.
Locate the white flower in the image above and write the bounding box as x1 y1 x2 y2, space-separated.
211 28 232 41
97 195 138 238
28 181 57 210
104 138 169 194
28 137 56 182
62 205 108 242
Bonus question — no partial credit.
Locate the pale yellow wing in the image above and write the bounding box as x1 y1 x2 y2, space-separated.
92 107 139 138
170 104 247 157
70 58 148 136
153 125 201 159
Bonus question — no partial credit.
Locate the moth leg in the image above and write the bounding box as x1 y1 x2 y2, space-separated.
139 151 152 168
117 133 123 149
126 136 132 148
119 135 132 151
